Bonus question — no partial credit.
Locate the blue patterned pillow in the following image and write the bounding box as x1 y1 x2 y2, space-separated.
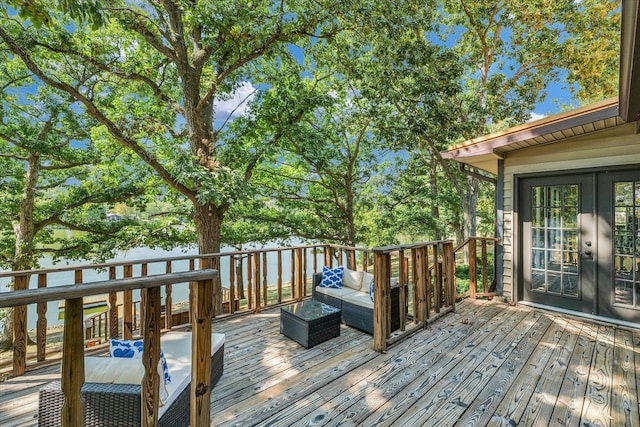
319 266 344 288
369 277 375 302
110 339 171 384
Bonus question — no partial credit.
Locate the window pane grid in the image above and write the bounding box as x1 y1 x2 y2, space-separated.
530 185 579 298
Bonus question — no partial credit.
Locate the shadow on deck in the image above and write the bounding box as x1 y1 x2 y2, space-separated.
1 299 639 426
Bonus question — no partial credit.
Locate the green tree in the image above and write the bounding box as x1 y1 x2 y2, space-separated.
345 0 620 243
0 1 359 311
0 58 172 346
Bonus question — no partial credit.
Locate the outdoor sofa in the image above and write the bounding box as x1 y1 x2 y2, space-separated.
38 330 225 427
312 267 400 334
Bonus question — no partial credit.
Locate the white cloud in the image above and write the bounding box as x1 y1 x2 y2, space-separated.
214 82 257 120
527 112 546 123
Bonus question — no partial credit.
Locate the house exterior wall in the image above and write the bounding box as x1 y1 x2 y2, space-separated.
500 122 640 302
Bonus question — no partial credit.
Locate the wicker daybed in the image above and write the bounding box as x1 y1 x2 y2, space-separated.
38 331 225 427
312 271 400 334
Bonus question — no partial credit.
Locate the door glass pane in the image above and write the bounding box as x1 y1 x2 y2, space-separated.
613 180 640 308
530 185 580 298
563 274 578 297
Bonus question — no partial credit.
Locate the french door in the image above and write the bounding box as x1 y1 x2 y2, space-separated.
519 174 595 314
520 170 640 323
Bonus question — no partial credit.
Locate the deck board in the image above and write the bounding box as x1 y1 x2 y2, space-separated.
0 300 639 427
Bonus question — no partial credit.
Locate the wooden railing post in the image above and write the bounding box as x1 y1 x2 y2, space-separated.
290 250 296 299
481 239 488 294
277 250 283 303
229 257 236 314
296 248 304 301
141 285 161 427
61 297 84 427
165 261 173 329
444 242 456 309
139 263 148 334
372 251 390 352
325 246 333 268
262 252 268 307
348 250 356 270
469 238 477 300
433 245 442 313
123 264 134 339
37 273 47 362
411 249 418 324
12 274 28 376
398 250 406 331
108 266 118 338
253 253 261 313
191 275 213 427
414 247 427 325
246 253 253 310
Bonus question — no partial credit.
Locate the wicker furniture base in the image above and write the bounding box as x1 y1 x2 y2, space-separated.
280 300 341 348
37 343 224 427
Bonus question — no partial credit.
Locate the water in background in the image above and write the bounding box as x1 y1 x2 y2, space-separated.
1 240 323 330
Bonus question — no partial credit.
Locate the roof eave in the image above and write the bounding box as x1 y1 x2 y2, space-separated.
619 0 640 123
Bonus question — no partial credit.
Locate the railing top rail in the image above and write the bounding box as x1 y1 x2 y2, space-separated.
324 244 371 252
453 237 500 253
372 240 454 254
0 269 218 308
0 244 329 279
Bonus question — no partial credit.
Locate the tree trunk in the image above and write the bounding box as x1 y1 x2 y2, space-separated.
430 161 442 240
1 153 40 348
193 202 224 313
462 175 479 239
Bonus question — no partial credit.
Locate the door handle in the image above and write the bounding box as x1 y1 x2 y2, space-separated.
583 250 592 256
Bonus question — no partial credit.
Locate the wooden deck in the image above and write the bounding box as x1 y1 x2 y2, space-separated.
1 299 639 426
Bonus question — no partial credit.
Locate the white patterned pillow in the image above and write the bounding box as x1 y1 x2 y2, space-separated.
109 339 171 384
319 266 344 288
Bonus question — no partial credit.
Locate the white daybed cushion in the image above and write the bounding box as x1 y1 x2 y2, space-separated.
315 286 359 299
85 356 145 384
158 331 225 418
342 268 365 291
83 331 225 418
341 291 374 309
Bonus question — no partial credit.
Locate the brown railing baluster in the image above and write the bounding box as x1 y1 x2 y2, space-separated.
290 250 296 299
398 250 406 331
482 239 488 294
263 252 268 307
123 264 133 340
140 263 148 333
37 273 47 362
277 250 283 303
312 247 318 273
254 252 261 312
108 266 118 338
246 253 253 310
229 257 235 315
469 238 477 299
296 248 304 302
165 261 172 329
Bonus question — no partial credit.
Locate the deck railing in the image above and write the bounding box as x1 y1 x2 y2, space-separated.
0 269 218 427
0 244 340 375
370 237 498 351
454 237 499 300
0 240 498 374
